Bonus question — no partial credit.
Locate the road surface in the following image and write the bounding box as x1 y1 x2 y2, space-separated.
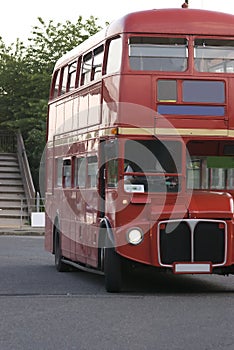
0 235 233 350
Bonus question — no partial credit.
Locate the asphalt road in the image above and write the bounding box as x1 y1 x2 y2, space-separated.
0 235 234 350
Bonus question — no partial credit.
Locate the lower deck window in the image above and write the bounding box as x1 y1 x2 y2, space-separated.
187 140 234 190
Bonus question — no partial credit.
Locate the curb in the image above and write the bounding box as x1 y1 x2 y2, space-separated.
0 228 45 236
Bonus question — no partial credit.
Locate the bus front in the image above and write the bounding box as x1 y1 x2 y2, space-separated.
106 14 234 278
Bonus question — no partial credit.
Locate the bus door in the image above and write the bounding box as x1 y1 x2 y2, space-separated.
99 140 106 218
99 139 118 218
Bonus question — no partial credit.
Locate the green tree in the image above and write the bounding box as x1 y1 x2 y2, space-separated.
0 16 104 190
26 16 103 73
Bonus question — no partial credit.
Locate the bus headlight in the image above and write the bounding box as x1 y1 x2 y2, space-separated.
127 228 143 245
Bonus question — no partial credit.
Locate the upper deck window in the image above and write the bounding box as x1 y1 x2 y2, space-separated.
81 52 92 85
67 61 78 91
52 69 61 99
92 45 104 80
129 37 188 72
106 37 122 74
60 66 69 95
194 39 234 73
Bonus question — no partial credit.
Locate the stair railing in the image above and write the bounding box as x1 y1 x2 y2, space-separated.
17 132 36 214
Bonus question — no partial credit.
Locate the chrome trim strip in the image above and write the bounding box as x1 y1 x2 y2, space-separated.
118 127 231 137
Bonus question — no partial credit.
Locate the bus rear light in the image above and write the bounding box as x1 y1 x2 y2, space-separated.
126 228 143 245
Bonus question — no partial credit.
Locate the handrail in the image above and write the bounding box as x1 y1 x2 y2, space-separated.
16 131 36 214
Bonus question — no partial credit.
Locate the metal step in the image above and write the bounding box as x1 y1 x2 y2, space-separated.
0 173 21 179
0 194 25 199
0 218 29 228
0 182 23 188
0 209 28 219
0 179 23 186
0 153 17 160
0 193 25 200
0 166 20 173
0 202 27 213
0 186 24 193
0 198 25 204
0 159 19 167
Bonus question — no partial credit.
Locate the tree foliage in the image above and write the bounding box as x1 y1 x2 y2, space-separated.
0 16 104 190
26 16 103 74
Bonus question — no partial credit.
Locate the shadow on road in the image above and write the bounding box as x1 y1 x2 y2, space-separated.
120 266 234 294
63 263 234 295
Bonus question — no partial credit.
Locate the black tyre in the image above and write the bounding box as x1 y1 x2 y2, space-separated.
54 228 69 272
104 235 122 293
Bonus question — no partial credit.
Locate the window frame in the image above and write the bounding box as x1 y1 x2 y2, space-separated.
75 157 87 188
81 52 93 86
194 38 234 74
105 36 123 75
55 158 63 188
60 65 69 95
128 36 188 72
51 69 62 99
67 60 79 91
62 158 72 188
157 79 226 117
92 45 104 81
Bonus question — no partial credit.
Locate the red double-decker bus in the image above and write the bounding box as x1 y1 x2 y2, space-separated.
45 8 234 292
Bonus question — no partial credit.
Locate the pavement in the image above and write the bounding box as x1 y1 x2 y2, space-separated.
0 225 44 236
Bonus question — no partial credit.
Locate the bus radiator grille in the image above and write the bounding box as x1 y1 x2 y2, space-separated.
159 220 225 266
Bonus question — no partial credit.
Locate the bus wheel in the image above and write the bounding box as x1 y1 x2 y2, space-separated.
54 228 69 272
104 235 122 293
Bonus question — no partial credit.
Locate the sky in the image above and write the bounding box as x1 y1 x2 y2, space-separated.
1 0 234 45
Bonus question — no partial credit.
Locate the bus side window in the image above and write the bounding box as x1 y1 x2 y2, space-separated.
92 45 104 80
81 52 92 86
60 66 69 95
227 169 234 189
67 61 78 91
105 37 122 74
56 158 63 187
75 157 86 188
51 69 61 99
186 157 209 190
63 159 72 188
210 168 225 189
87 156 98 188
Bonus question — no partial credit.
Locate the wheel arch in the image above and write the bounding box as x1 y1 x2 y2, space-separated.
98 217 115 248
98 217 115 270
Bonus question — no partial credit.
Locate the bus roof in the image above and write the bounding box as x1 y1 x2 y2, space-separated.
107 8 234 37
55 8 234 69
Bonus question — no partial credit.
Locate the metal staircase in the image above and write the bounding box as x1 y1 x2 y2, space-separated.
0 131 35 228
0 153 28 227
